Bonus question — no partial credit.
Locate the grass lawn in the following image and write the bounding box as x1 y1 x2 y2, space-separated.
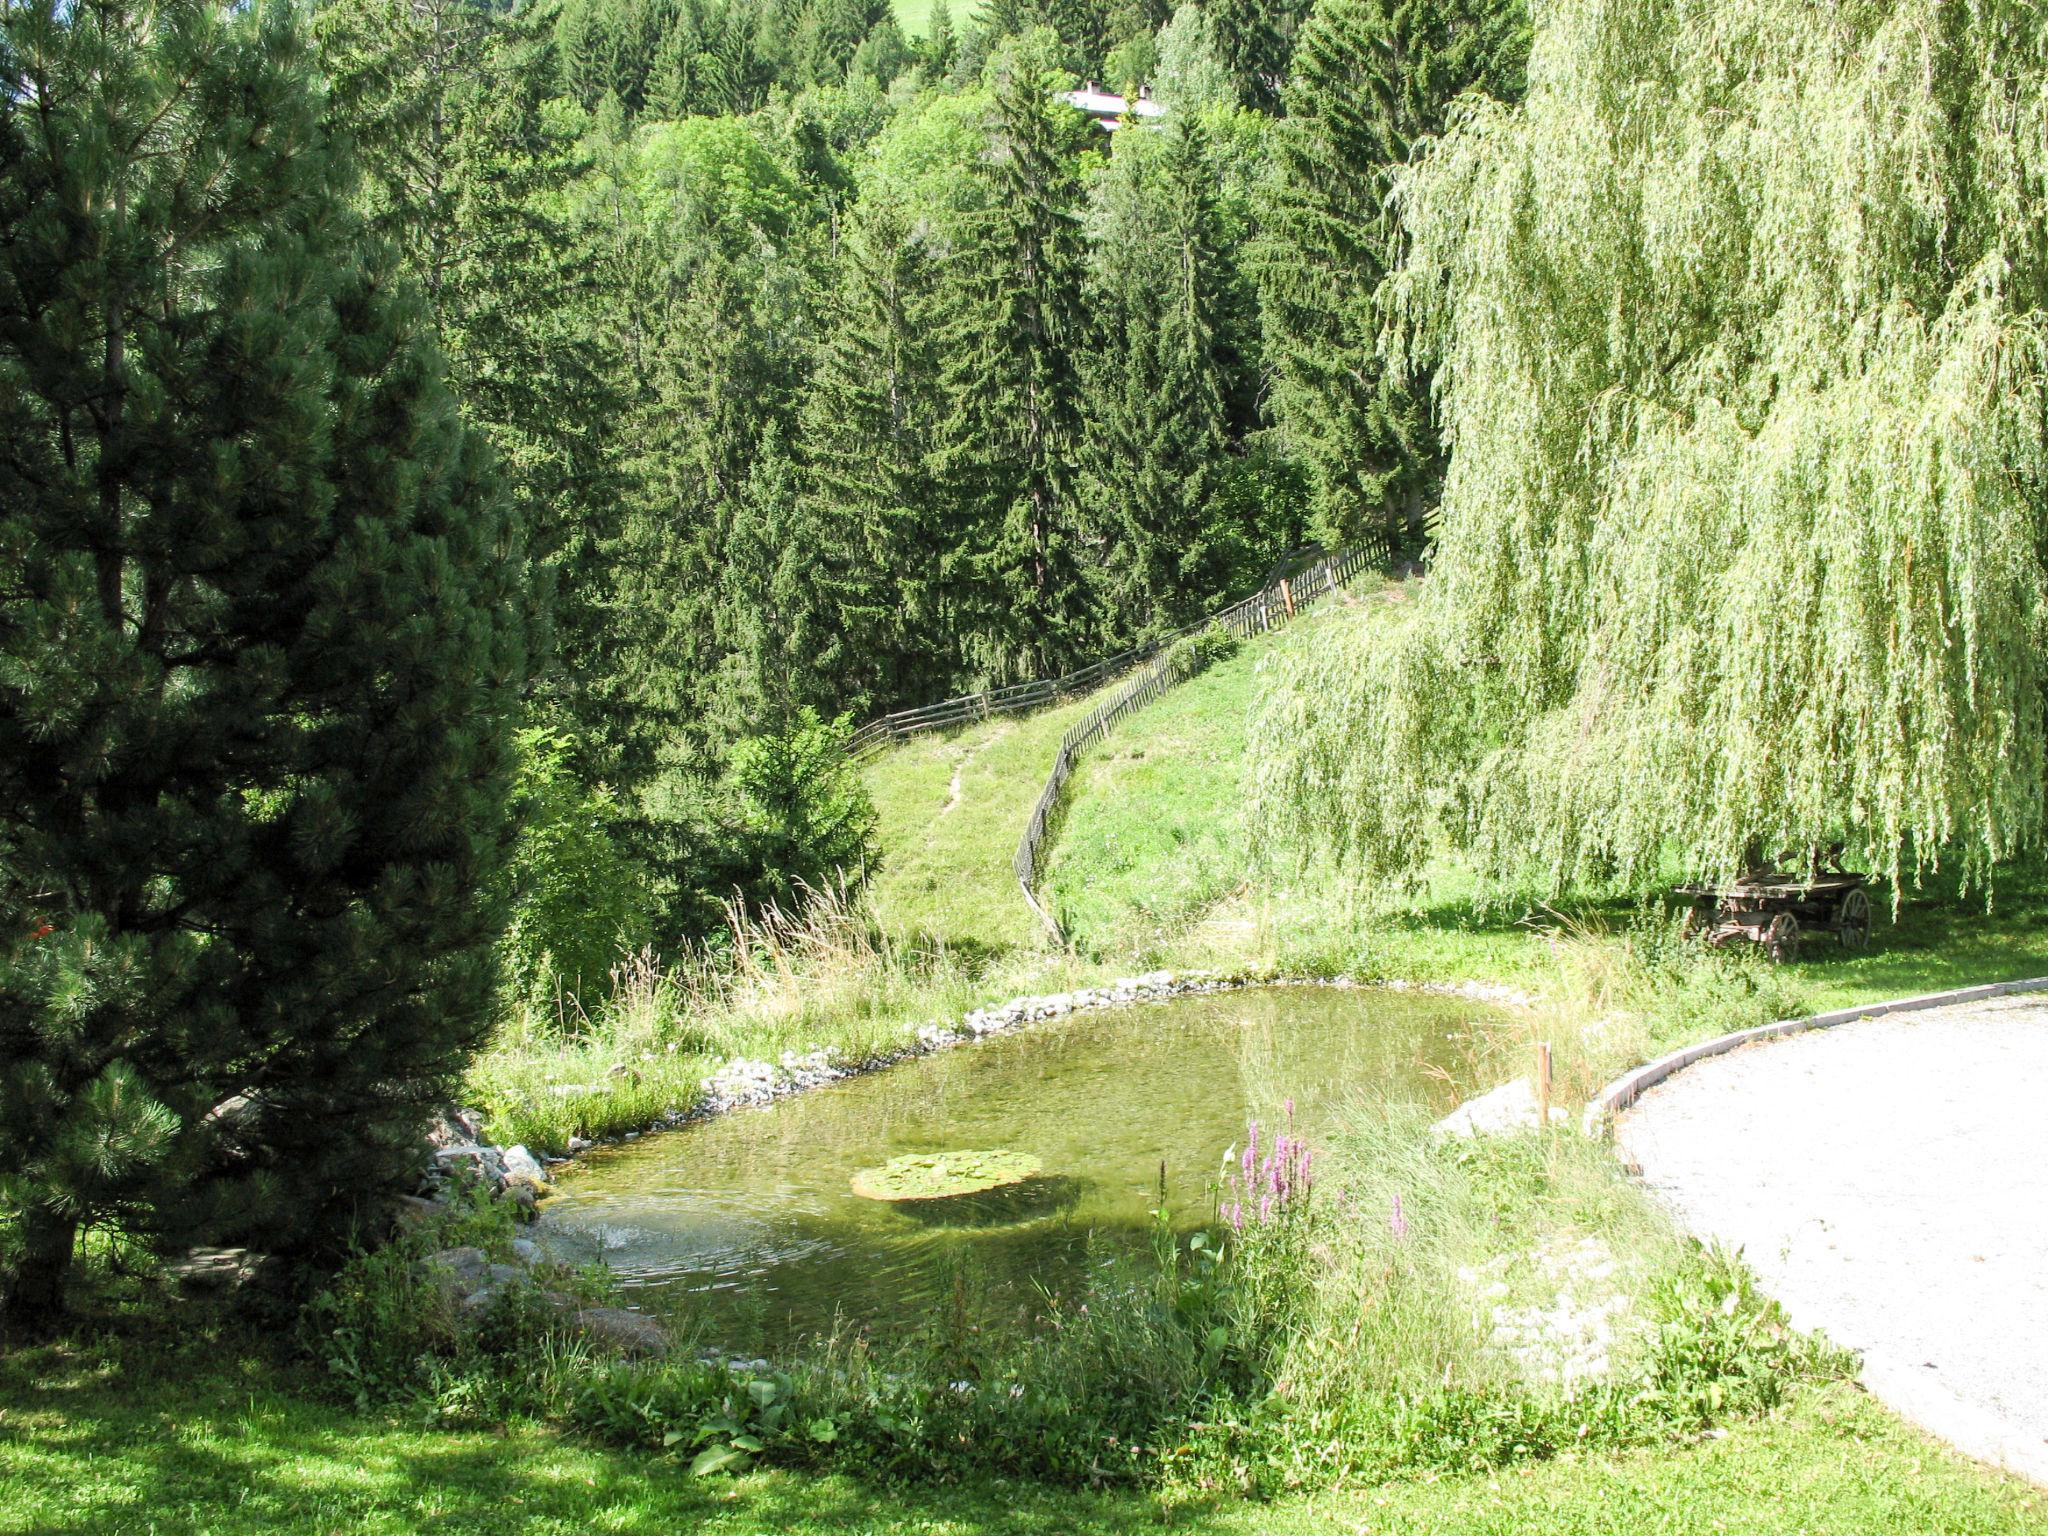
4 1322 2043 1535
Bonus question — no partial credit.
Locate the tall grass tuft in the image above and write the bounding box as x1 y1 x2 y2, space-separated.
469 883 1075 1151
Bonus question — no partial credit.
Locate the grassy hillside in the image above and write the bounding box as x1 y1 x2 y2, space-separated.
1041 600 1367 958
892 0 965 38
858 689 1105 956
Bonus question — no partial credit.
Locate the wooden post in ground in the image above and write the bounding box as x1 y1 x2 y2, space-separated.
1536 1041 1553 1130
1280 577 1295 619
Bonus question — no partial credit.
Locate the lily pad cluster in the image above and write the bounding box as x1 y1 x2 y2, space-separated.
851 1150 1042 1202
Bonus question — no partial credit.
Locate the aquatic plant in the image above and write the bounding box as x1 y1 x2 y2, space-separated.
850 1150 1043 1202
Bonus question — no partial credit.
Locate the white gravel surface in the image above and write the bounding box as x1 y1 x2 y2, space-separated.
1616 992 2048 1484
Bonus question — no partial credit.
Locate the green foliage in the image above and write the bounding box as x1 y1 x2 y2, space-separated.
1641 1244 1856 1431
302 1188 601 1417
302 1097 1852 1496
1257 0 2048 904
789 202 953 715
4 1326 2040 1535
719 710 880 907
1083 119 1242 627
0 0 527 1321
1256 0 1528 549
933 31 1095 681
500 728 652 1021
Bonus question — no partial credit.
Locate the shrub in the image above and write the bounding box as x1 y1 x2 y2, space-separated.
500 726 653 1024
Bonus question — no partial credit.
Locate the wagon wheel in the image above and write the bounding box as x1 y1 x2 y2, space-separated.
1764 911 1801 965
1836 887 1871 951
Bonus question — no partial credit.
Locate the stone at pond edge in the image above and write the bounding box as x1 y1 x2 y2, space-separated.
1432 1077 1569 1139
850 1149 1043 1202
572 1306 670 1357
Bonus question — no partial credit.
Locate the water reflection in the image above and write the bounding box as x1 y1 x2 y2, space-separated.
539 986 1496 1352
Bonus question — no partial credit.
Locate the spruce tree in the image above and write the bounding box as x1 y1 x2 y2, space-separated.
793 204 952 712
1207 0 1298 110
0 0 527 1322
319 0 627 779
924 0 956 75
1083 120 1234 627
1255 0 1527 548
934 38 1093 679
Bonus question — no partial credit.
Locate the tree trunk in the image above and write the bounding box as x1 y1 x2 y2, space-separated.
3 1209 76 1336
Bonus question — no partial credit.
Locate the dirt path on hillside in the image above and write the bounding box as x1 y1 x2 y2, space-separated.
1616 992 2048 1485
937 722 1010 819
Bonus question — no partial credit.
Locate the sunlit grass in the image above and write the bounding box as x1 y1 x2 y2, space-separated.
3 1318 2042 1535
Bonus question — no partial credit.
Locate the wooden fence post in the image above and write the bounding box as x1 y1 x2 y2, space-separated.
1281 578 1295 619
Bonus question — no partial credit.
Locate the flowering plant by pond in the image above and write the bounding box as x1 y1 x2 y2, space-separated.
1220 1100 1316 1231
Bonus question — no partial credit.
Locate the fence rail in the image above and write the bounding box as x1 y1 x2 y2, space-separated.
845 546 1376 762
1011 545 1376 942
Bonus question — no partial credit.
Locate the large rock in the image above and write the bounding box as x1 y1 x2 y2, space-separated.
572 1306 670 1357
501 1144 550 1191
1432 1077 1570 1139
425 1106 487 1151
166 1247 274 1293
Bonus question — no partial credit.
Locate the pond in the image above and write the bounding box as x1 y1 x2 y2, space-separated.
537 986 1503 1354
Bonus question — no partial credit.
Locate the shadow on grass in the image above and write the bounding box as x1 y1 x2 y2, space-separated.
0 1307 1188 1536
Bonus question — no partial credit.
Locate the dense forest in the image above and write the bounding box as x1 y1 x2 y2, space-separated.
307 0 1531 964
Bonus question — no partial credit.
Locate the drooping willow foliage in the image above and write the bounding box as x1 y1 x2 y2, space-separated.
1255 0 2048 901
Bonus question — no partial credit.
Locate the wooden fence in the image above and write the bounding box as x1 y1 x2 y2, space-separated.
845 546 1374 762
1011 545 1375 942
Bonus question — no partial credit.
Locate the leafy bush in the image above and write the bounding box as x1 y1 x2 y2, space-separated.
500 726 652 1022
300 1191 602 1418
1640 1243 1854 1428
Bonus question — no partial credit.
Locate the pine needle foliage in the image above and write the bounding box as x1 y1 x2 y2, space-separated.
0 0 527 1319
1255 0 2048 903
934 34 1094 682
1083 118 1235 627
1255 0 1528 551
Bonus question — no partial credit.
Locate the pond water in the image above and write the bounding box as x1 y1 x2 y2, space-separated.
538 986 1501 1353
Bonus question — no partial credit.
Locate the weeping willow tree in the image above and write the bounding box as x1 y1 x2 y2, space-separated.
1254 0 2048 902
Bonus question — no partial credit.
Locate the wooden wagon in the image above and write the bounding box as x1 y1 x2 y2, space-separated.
1675 857 1872 963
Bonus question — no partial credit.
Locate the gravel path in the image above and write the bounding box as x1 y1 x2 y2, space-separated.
1616 992 2048 1484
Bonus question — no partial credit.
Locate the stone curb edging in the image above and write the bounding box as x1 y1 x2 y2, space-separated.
1580 975 2048 1137
1586 972 2048 1490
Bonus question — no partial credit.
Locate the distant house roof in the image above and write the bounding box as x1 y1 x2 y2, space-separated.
1061 82 1166 130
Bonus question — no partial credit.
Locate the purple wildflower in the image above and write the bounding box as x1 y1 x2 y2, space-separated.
1390 1192 1408 1240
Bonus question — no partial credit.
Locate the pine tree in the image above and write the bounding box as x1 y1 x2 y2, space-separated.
1207 0 1302 110
924 0 956 75
793 204 952 712
1083 120 1234 627
934 40 1094 679
0 0 528 1322
319 0 628 779
1256 0 1527 549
